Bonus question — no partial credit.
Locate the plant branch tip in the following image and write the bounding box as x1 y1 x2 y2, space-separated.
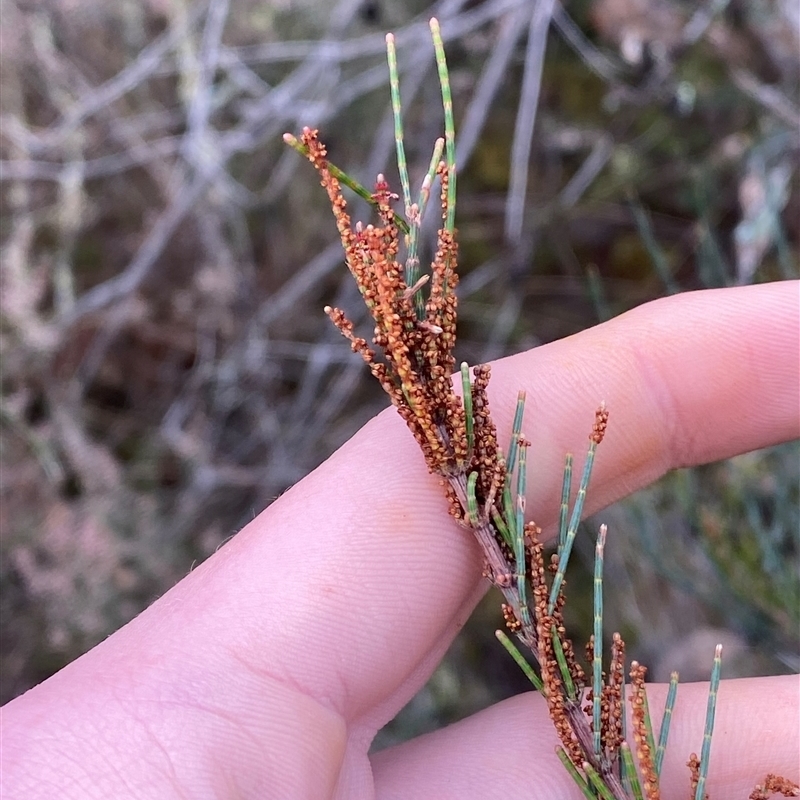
291 23 795 800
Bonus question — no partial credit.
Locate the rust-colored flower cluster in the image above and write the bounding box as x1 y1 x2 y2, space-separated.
631 661 660 800
526 523 582 763
299 126 511 544
300 127 471 479
583 632 625 754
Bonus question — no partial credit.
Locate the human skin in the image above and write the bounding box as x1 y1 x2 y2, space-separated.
2 281 798 799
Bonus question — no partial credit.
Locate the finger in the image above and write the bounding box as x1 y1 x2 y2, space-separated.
372 674 800 799
5 283 797 798
489 279 799 526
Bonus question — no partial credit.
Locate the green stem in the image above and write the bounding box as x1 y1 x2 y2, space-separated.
695 645 722 800
515 441 531 627
506 391 526 475
551 626 576 700
549 439 598 614
407 138 444 318
555 748 595 800
466 471 479 526
429 18 456 232
460 362 474 460
558 453 573 553
385 33 411 214
583 761 618 800
491 506 512 548
593 523 607 757
495 630 544 693
641 685 657 772
283 133 410 235
655 672 679 777
620 742 645 800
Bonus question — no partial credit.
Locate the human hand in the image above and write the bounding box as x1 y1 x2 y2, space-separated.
2 281 798 799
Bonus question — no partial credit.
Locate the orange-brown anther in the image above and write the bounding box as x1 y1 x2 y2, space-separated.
442 481 464 521
605 631 626 753
469 365 502 503
502 603 522 633
521 523 581 766
301 128 358 262
687 753 702 800
748 775 800 800
590 404 609 445
630 661 660 800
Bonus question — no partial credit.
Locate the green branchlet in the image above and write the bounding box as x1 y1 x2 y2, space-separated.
620 743 646 800
282 133 410 235
695 644 723 800
556 747 596 800
558 452 573 551
495 629 543 693
656 672 679 777
549 434 600 614
593 523 607 757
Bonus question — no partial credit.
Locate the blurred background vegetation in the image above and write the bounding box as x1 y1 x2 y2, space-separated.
1 0 797 748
